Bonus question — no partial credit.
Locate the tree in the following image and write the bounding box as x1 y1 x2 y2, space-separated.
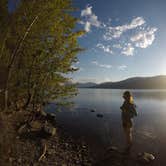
0 0 84 111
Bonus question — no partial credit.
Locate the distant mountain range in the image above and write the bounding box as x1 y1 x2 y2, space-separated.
76 82 97 88
76 75 166 89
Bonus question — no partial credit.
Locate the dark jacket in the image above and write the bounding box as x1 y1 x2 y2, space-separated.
120 101 137 127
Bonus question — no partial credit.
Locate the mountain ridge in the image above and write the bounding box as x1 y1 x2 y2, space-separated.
77 75 166 89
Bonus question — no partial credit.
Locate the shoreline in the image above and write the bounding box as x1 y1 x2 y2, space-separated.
0 110 93 166
0 109 160 166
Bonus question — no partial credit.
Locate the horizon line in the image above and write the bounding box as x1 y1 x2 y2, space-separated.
73 74 166 84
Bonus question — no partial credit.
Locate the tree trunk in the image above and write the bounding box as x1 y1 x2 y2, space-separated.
4 16 39 110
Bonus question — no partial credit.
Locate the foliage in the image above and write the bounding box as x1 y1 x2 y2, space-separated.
0 0 84 110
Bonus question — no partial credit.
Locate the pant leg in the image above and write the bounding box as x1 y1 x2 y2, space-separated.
124 127 133 147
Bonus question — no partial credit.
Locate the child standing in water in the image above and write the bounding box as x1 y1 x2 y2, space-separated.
120 91 137 152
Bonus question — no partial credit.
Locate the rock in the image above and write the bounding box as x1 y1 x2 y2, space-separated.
43 122 56 136
30 120 42 131
9 157 13 163
107 146 119 152
46 113 56 124
137 152 155 163
96 114 103 118
82 145 87 149
40 110 47 117
90 109 95 112
17 158 22 163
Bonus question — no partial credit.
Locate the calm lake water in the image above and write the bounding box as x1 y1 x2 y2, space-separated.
46 89 166 164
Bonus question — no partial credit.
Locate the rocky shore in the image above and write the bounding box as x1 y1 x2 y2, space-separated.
0 110 93 166
0 109 156 166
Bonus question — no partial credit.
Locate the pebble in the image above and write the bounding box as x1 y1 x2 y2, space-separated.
90 109 95 112
137 152 155 163
18 158 22 163
96 114 103 118
9 157 13 163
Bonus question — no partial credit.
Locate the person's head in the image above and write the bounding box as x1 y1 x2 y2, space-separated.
123 91 133 103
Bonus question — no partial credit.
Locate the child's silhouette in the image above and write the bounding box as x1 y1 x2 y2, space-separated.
120 91 137 152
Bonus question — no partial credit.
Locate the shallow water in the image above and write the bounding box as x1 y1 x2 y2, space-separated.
46 89 166 164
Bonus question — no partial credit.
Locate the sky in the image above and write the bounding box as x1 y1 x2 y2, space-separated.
8 0 166 83
70 0 166 83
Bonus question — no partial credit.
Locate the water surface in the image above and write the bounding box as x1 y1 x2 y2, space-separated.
46 89 166 164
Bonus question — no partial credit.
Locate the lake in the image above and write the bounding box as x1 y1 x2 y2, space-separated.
46 89 166 164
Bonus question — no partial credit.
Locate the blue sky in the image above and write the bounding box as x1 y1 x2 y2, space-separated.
70 0 166 83
8 0 166 83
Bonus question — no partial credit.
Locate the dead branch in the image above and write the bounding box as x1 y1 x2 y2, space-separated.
38 143 47 162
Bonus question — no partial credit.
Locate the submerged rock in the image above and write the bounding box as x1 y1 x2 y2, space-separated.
40 110 47 117
137 152 155 163
96 114 103 118
46 113 56 124
43 122 56 136
107 146 119 152
90 109 95 112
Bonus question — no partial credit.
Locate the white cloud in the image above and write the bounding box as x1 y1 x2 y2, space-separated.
75 61 80 65
96 43 113 54
118 65 127 70
101 17 157 56
81 11 157 56
71 65 78 70
104 27 123 40
92 61 112 69
130 27 157 48
81 6 92 17
84 22 91 32
122 43 134 56
113 44 122 49
79 20 85 25
81 5 101 32
99 64 112 69
89 14 101 27
103 17 145 40
129 17 146 29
